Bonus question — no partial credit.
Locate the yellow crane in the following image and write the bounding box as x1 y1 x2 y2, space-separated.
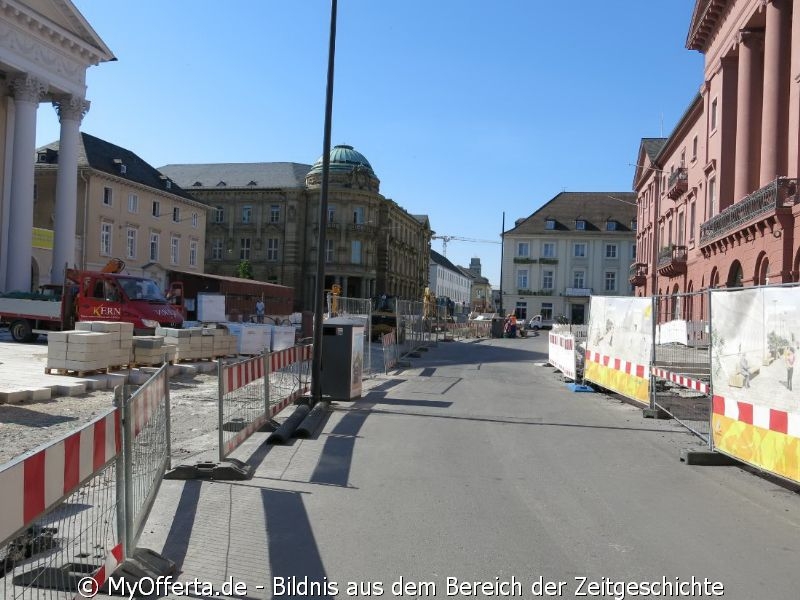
431 235 500 256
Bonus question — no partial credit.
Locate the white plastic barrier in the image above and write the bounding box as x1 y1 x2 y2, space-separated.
548 331 577 381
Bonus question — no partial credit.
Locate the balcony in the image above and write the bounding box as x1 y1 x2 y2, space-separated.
699 177 797 248
667 168 688 200
657 245 687 277
565 287 592 297
629 262 647 287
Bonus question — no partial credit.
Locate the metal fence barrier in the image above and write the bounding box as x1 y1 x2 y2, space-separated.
326 295 373 375
651 290 712 443
270 344 313 411
396 300 426 356
0 411 124 598
381 330 399 372
219 354 269 461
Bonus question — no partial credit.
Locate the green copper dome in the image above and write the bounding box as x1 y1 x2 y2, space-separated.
309 144 374 175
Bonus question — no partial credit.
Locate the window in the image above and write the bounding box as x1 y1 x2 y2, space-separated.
678 212 685 245
604 271 617 292
541 302 553 321
240 238 251 260
708 177 717 218
710 98 718 131
267 238 279 261
542 270 554 289
575 219 586 230
191 212 198 228
517 269 529 289
545 219 555 230
605 244 618 259
152 201 160 217
573 270 585 288
149 233 159 261
270 205 280 223
189 240 198 266
515 302 527 321
173 207 180 223
517 242 529 257
542 242 555 258
353 206 364 225
100 222 112 256
631 219 637 231
325 240 334 263
213 206 224 223
103 187 112 206
573 243 587 258
631 243 636 260
128 193 138 213
242 206 252 224
211 239 223 260
351 240 362 264
171 236 179 264
689 202 696 240
692 135 698 160
126 227 137 259
606 220 617 231
328 205 336 223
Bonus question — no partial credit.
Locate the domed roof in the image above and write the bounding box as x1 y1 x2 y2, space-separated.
309 144 374 175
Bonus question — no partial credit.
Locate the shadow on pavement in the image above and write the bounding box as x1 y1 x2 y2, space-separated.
0 405 79 427
309 406 371 487
160 479 202 571
262 488 334 599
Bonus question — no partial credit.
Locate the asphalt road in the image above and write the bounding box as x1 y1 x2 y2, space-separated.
265 333 800 599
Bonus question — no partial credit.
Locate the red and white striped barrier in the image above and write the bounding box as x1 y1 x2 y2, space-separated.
382 330 398 371
270 344 313 371
712 395 800 437
79 543 124 599
548 332 577 380
586 350 647 379
651 367 709 394
0 410 120 545
131 369 168 436
223 354 266 395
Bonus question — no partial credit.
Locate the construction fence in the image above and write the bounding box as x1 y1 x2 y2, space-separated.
326 294 373 375
0 364 169 598
546 285 800 486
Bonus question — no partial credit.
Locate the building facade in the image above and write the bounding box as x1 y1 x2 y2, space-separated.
161 144 432 311
459 257 492 312
632 0 800 319
429 250 471 314
503 192 637 324
34 133 207 289
0 0 114 292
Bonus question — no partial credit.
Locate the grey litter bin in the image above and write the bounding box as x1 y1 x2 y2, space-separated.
491 317 505 338
321 319 365 400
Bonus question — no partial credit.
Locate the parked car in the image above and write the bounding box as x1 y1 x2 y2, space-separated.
527 315 553 330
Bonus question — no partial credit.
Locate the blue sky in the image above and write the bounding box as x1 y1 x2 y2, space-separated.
36 1 704 289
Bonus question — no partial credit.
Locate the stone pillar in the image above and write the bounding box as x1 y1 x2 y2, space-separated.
7 76 46 292
789 0 800 179
51 97 89 285
760 0 790 185
734 30 764 202
342 276 349 297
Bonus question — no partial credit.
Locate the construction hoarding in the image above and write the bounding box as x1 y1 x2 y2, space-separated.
584 296 652 404
710 286 800 484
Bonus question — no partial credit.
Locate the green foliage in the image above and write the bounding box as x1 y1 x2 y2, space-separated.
237 260 254 280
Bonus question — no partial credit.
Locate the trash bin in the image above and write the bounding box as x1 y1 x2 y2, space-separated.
491 317 505 338
321 319 364 400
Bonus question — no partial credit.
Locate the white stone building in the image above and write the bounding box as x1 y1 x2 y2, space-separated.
429 249 471 315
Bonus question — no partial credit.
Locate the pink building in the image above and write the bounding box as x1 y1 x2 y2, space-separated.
632 0 800 320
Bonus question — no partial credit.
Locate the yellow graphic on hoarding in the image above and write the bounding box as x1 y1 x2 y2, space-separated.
712 414 800 484
32 227 54 249
585 360 649 404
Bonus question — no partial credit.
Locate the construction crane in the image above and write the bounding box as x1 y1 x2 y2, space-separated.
431 235 500 256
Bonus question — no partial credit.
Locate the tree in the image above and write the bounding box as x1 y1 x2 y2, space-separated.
237 260 254 280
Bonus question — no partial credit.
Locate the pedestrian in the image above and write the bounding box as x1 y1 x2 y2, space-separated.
738 353 752 389
255 298 265 324
785 347 795 391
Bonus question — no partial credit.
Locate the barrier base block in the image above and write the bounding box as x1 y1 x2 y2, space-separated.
108 548 176 589
643 407 671 419
164 458 253 481
567 383 594 393
680 450 740 466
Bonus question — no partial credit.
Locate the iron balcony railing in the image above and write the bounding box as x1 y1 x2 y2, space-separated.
699 177 798 245
565 287 592 297
657 245 687 268
629 262 647 277
667 167 688 199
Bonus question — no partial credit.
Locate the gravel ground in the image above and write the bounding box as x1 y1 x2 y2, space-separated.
0 370 222 465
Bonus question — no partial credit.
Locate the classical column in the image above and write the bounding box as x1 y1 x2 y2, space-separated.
51 97 89 285
7 76 46 292
760 0 791 185
734 30 764 202
789 0 800 179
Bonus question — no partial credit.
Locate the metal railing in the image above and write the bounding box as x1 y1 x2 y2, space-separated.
219 354 269 461
699 177 797 244
657 245 687 268
326 295 372 375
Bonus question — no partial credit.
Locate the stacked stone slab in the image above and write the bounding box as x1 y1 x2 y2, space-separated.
75 321 133 367
46 330 112 373
132 335 176 366
156 326 237 360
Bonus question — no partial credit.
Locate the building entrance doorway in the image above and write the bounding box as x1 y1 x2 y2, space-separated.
570 303 585 325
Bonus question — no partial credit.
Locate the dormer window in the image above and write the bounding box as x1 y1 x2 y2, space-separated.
606 220 617 231
575 219 586 231
545 218 555 230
